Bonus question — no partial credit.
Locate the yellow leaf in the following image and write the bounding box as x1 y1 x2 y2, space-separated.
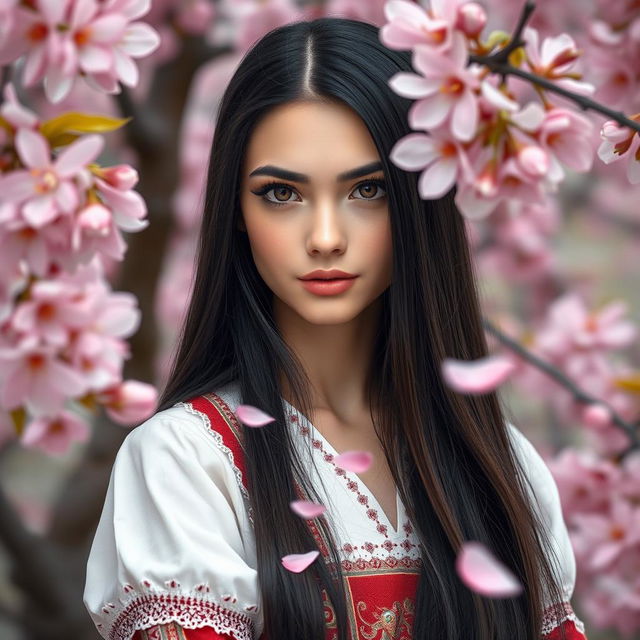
484 30 510 52
40 112 131 147
508 47 525 68
10 407 26 437
613 375 640 394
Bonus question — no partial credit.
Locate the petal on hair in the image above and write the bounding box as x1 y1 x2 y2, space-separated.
290 500 327 518
441 355 516 394
389 133 438 171
234 404 276 427
334 450 373 473
456 541 523 598
281 550 320 573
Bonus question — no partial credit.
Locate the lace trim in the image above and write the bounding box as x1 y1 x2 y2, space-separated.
175 400 254 526
105 592 255 640
541 601 586 636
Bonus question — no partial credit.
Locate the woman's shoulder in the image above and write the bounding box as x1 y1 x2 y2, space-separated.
126 380 244 456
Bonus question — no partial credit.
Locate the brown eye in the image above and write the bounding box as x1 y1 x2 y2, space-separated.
352 180 386 200
273 186 293 202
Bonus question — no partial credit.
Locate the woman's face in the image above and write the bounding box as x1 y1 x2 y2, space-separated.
239 100 393 326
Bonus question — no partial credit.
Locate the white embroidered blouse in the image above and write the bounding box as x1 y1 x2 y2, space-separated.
83 381 585 640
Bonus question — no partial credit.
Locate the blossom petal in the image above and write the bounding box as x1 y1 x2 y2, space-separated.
118 22 160 57
23 195 58 228
334 450 373 473
389 72 439 98
79 44 113 73
389 133 438 171
281 550 319 573
16 129 50 169
441 354 516 394
451 90 478 141
290 500 327 518
54 134 104 178
409 93 451 130
418 157 458 198
235 403 276 427
456 541 523 598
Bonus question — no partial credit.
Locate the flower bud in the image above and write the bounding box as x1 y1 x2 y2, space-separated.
97 165 139 190
456 3 487 38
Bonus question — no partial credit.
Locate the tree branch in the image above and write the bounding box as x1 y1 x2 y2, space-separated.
483 317 640 455
469 0 640 134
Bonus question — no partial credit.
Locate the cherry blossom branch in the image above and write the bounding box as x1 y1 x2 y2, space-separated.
469 2 640 135
482 317 640 455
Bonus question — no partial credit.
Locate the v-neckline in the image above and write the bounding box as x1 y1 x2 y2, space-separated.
280 396 402 537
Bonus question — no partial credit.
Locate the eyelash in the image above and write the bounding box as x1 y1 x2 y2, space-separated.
250 178 388 207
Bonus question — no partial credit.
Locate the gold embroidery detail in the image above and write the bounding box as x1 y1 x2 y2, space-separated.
355 598 415 639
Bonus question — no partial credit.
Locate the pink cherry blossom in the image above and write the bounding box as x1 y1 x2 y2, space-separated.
523 26 595 95
456 541 523 598
10 279 93 347
537 108 596 182
380 0 454 51
536 293 637 356
0 0 160 103
547 447 621 516
96 379 157 424
0 339 89 417
404 32 481 141
0 129 103 228
20 408 89 455
572 499 640 571
598 118 640 184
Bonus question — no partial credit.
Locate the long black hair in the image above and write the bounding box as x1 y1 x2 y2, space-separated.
158 16 568 640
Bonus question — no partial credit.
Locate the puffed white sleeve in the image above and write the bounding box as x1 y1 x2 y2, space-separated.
506 422 588 639
83 406 263 640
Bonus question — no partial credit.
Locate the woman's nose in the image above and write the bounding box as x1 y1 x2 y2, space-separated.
306 203 347 255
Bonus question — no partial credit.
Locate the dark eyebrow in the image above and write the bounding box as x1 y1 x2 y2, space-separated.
248 161 383 183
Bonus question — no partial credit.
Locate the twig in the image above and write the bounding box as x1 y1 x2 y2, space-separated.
483 318 640 455
484 0 536 66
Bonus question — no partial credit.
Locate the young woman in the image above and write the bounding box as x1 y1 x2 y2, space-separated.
83 16 588 640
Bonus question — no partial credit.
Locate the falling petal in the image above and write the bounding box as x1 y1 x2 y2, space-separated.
334 450 373 473
235 404 276 427
456 541 523 598
281 550 320 573
290 500 327 518
441 355 516 394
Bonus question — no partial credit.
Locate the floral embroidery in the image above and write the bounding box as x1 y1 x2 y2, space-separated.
355 597 415 640
108 592 255 640
541 601 586 637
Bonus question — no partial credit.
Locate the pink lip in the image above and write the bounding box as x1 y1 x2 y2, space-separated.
299 269 357 280
300 277 357 296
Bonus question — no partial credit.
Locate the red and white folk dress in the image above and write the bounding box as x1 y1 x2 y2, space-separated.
83 381 587 640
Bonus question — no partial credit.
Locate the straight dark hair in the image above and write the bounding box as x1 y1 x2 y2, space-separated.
157 16 568 640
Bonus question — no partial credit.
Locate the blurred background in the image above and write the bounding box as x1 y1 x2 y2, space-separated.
0 0 639 638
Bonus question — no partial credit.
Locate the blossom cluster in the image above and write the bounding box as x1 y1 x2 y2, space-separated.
380 0 612 219
509 292 639 456
0 0 160 103
0 84 156 453
548 448 640 637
